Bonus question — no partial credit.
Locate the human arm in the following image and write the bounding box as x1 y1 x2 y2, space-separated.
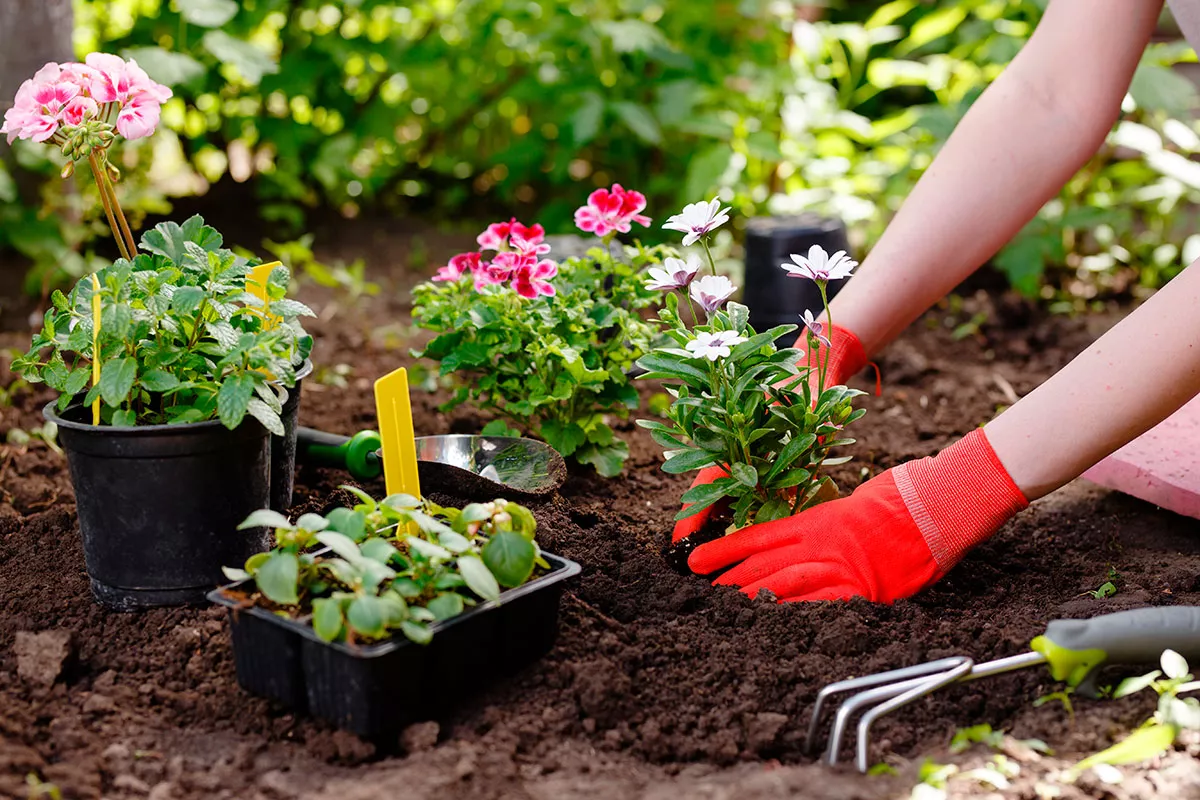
829 0 1164 356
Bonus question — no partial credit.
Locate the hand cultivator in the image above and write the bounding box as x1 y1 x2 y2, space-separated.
807 606 1200 772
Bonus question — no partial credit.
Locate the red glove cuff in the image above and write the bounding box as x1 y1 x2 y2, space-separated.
795 323 867 388
892 428 1028 571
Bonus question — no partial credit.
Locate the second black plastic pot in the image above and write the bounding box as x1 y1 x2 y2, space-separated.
271 358 313 513
209 552 582 737
46 404 273 611
742 214 851 342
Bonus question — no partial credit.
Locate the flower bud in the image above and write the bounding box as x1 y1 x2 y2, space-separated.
60 162 74 179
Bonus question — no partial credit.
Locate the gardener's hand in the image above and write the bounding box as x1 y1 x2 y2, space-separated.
671 323 869 544
686 429 1028 602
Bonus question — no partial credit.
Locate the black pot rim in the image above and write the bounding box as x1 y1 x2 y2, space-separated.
209 551 581 659
45 401 245 435
293 357 313 383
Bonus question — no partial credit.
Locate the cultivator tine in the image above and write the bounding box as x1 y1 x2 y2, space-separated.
806 656 974 770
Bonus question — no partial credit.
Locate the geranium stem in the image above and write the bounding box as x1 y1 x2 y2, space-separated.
99 153 137 258
87 152 131 262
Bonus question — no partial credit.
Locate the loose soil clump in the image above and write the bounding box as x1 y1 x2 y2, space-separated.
2 240 1198 799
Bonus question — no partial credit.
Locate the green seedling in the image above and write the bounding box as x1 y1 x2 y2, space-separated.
225 490 546 646
25 774 61 800
1034 687 1075 722
949 724 1004 754
13 216 313 430
6 423 62 455
1083 567 1121 599
1067 649 1200 780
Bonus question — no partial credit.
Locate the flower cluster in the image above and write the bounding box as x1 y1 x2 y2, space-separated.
2 54 171 145
434 219 558 299
574 184 651 237
637 197 865 532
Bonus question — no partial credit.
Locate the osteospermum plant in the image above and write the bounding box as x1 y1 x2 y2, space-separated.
412 184 673 476
636 198 865 530
2 54 172 261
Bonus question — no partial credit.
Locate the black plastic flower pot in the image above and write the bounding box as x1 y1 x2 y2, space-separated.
45 403 272 611
271 358 313 513
209 552 582 737
742 214 852 344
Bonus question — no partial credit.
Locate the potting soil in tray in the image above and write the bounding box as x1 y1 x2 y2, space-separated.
209 553 581 737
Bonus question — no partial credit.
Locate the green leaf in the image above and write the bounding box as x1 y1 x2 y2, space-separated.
900 5 968 52
407 536 453 561
122 47 206 85
256 553 299 605
730 462 757 488
400 620 433 645
636 352 709 386
112 409 136 427
572 91 605 146
316 530 362 562
1114 670 1162 699
482 530 536 588
325 508 368 541
359 538 398 564
1130 63 1199 116
140 370 179 392
238 508 292 530
64 367 90 396
217 374 254 429
346 595 386 639
661 447 718 474
426 592 465 621
458 555 501 601
312 598 344 642
576 441 629 477
1072 724 1178 774
612 101 662 145
176 0 238 27
763 434 817 483
201 30 278 84
540 419 587 457
141 216 223 263
42 358 69 392
245 398 285 436
170 286 206 314
99 357 137 407
683 143 733 202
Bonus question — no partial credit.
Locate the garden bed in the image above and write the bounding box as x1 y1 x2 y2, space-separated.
2 228 1200 799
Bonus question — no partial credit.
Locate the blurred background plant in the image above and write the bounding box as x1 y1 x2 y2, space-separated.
2 0 1199 313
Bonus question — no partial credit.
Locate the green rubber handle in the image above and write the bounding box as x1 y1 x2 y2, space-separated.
1031 606 1200 686
296 427 382 481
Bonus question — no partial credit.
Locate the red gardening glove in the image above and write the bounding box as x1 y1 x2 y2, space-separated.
686 429 1028 603
671 323 868 544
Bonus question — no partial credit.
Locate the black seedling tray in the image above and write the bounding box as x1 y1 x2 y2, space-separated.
209 552 581 737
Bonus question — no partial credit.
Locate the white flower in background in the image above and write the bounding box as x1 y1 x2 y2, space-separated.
645 254 703 291
685 330 747 362
781 244 858 282
662 197 731 246
689 274 736 314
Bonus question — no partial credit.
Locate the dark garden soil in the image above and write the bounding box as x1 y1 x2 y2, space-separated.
2 225 1200 799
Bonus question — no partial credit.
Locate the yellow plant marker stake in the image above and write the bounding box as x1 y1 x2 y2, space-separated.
247 261 282 330
374 368 421 530
90 274 101 425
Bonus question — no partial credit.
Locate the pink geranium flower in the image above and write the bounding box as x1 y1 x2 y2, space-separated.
574 183 651 237
513 259 558 298
1 64 78 144
433 252 481 282
477 218 546 252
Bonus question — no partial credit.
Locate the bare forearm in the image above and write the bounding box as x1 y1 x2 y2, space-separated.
828 0 1162 355
986 263 1200 500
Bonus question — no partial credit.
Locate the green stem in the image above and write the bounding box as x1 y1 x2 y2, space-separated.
817 280 830 396
97 151 137 259
701 238 718 277
87 152 131 261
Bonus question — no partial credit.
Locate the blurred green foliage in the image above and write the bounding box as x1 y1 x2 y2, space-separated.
4 0 1200 304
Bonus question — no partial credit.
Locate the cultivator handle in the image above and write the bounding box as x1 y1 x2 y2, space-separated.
296 427 382 481
1031 606 1200 687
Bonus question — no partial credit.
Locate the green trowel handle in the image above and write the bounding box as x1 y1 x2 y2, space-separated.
296 427 382 481
1031 606 1200 686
